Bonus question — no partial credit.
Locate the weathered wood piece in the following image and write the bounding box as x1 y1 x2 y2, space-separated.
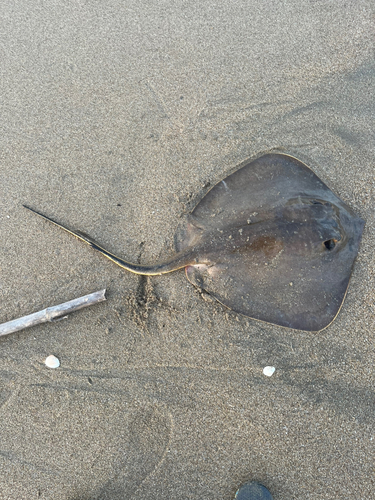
0 289 106 337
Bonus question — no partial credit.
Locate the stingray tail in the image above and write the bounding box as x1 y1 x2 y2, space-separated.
23 205 193 276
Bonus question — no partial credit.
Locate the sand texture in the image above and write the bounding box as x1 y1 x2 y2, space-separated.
0 1 374 499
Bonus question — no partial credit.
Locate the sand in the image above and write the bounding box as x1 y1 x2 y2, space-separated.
0 1 374 499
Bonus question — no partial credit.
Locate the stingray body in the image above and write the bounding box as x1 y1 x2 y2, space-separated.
24 153 364 332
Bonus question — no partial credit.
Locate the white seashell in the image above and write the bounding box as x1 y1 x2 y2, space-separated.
263 366 275 377
45 355 60 369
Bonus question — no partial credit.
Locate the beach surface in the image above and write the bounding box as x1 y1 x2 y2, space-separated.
0 1 374 499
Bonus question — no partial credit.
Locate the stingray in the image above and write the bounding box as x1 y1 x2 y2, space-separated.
24 153 364 332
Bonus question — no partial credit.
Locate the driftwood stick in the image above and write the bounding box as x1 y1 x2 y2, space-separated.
0 289 106 338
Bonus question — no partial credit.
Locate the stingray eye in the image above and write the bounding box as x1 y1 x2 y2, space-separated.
324 239 337 250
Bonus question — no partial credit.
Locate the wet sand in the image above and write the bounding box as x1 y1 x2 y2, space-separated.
0 1 374 499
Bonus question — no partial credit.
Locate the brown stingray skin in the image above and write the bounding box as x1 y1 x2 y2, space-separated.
177 154 364 331
25 153 364 332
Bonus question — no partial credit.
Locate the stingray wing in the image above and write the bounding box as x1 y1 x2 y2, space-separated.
192 154 358 228
185 220 363 331
181 154 364 331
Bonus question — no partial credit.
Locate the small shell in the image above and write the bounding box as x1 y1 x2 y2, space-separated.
45 355 60 369
263 366 275 377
